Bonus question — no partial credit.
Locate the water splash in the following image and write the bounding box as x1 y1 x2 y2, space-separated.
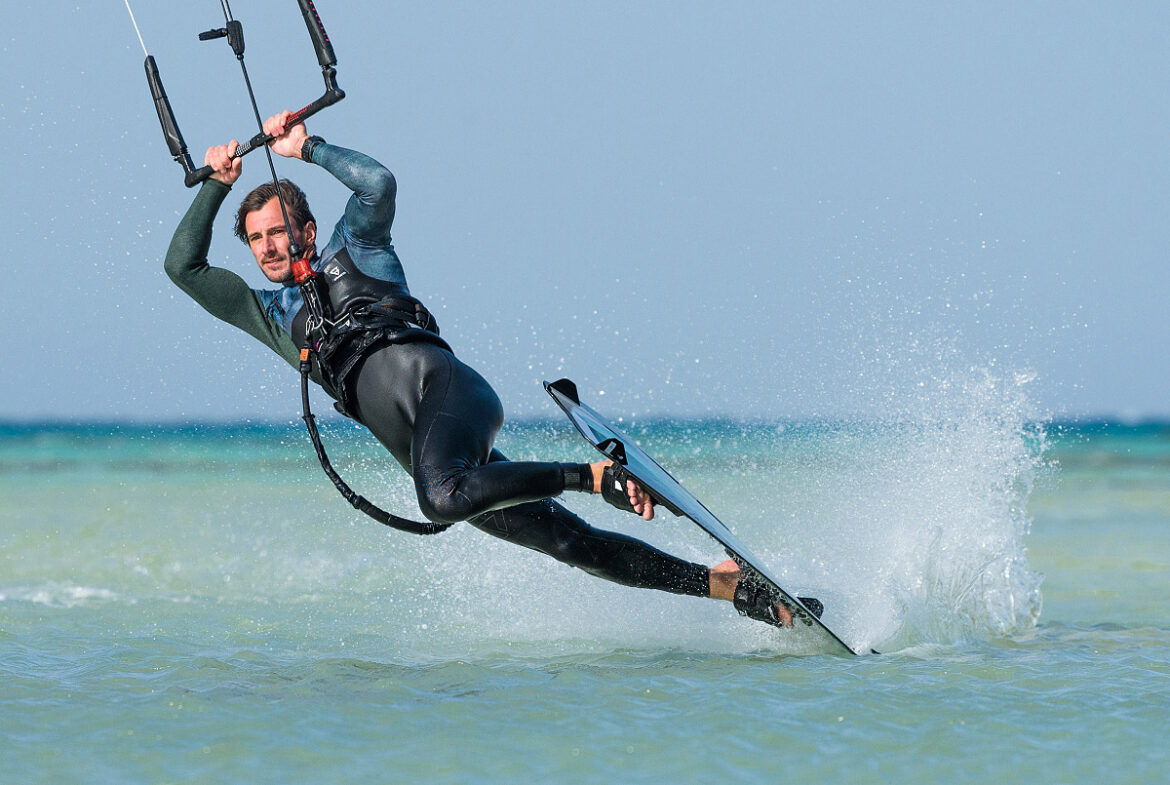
742 357 1047 652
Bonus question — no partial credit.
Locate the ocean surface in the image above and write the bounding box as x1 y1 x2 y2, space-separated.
2 406 1168 782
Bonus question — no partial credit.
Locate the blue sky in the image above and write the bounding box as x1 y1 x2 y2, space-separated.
2 2 1166 421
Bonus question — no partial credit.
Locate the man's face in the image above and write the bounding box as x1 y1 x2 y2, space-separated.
244 197 316 284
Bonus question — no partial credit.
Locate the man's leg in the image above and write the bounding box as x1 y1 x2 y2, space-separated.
350 342 709 596
467 450 711 597
350 342 789 618
354 342 590 523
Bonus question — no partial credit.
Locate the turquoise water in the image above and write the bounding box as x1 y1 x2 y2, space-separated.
2 412 1168 783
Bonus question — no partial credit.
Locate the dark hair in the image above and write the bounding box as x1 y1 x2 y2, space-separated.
233 179 316 243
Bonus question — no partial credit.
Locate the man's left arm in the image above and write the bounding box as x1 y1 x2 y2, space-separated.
263 111 396 246
306 141 397 246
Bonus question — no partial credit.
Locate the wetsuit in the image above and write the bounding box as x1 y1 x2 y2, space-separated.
164 142 710 597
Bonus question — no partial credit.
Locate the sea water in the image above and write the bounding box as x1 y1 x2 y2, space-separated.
2 389 1168 782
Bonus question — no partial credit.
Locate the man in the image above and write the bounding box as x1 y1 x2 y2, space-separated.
165 110 795 628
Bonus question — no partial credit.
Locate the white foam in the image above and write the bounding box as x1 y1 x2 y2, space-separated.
0 582 121 608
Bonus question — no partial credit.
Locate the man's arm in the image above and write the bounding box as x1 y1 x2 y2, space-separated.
163 179 300 368
309 142 397 245
263 111 397 246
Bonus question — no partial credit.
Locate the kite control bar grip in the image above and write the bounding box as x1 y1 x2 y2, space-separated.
183 83 344 187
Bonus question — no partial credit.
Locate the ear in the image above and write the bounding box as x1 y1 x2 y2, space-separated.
302 220 317 252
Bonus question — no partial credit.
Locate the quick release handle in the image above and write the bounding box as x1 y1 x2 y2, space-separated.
199 20 245 57
298 0 337 68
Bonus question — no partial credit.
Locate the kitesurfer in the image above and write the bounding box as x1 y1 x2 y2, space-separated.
164 110 796 628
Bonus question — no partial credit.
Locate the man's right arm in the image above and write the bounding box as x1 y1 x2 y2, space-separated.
164 180 300 368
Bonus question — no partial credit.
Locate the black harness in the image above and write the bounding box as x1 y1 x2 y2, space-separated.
292 247 450 417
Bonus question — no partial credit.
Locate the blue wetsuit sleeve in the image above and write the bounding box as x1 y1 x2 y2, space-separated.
305 142 397 245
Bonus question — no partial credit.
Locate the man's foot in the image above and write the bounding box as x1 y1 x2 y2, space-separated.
709 559 824 628
733 573 796 628
589 460 655 520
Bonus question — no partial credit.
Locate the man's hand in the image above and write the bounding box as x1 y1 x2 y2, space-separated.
205 140 242 185
264 110 309 159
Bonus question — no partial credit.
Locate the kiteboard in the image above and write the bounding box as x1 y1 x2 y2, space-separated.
545 378 865 656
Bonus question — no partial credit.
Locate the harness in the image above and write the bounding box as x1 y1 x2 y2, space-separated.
291 247 450 416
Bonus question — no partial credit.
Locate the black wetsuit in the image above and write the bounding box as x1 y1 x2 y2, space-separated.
163 140 710 598
351 340 708 593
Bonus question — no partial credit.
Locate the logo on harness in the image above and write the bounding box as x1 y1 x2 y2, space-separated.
323 262 347 281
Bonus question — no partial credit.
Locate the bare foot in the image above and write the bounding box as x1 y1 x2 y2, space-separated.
589 460 656 520
708 559 793 627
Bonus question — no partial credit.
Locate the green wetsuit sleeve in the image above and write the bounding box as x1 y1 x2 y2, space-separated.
163 180 301 369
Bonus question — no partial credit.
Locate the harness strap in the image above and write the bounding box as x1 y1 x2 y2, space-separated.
299 346 454 535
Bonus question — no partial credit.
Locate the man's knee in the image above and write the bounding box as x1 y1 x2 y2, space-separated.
414 468 476 524
415 487 472 525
